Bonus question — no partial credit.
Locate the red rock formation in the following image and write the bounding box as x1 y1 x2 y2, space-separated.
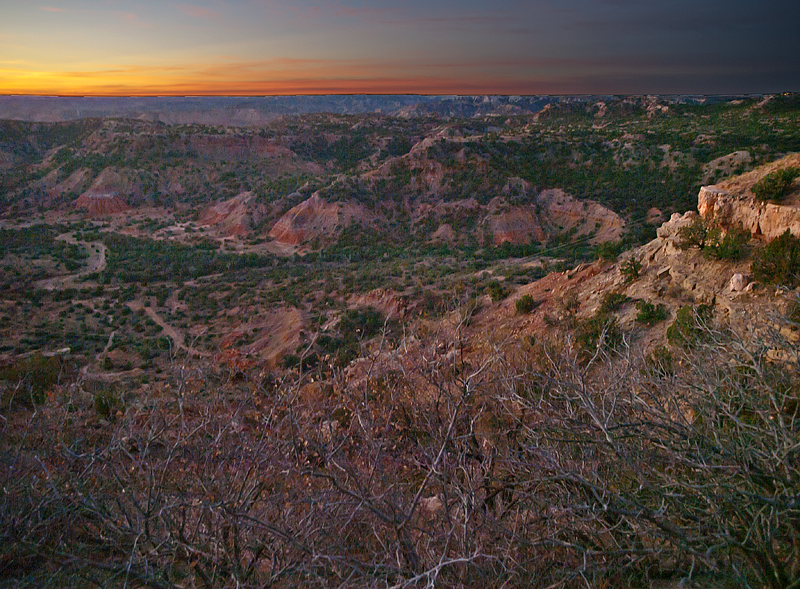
483 189 623 246
268 192 374 246
536 189 625 244
75 193 130 215
74 167 137 216
487 207 546 245
349 288 406 320
198 191 265 236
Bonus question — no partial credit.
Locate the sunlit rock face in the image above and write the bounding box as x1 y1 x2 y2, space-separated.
698 154 800 240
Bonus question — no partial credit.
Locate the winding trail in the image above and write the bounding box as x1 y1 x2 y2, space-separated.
141 305 212 358
35 233 107 290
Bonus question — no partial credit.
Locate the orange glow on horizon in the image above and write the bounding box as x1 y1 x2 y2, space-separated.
0 59 557 97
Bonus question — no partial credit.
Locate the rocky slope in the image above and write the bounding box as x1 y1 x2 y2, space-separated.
74 168 135 216
197 191 267 236
268 192 378 246
698 153 800 239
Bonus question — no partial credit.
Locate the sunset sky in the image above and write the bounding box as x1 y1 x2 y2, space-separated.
1 0 798 96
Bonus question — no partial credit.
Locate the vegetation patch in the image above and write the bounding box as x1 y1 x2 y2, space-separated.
635 300 668 326
666 304 713 347
703 227 750 261
599 291 628 314
751 230 800 287
576 313 622 361
515 294 539 314
752 166 799 202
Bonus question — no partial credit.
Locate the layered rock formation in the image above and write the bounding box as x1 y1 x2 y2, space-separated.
75 168 137 216
482 189 624 246
268 192 374 246
535 188 625 244
697 154 800 240
75 193 130 216
198 192 266 236
74 167 137 216
486 205 546 245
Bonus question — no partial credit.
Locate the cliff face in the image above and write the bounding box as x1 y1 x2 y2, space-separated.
697 154 800 240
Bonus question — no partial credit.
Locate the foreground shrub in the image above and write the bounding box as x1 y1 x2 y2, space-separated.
752 229 800 287
676 217 707 250
704 227 750 261
752 166 799 202
635 300 668 326
515 294 539 314
666 304 713 347
3 312 800 588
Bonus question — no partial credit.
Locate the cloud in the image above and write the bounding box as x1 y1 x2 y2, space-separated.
178 4 222 19
116 12 138 24
40 6 65 12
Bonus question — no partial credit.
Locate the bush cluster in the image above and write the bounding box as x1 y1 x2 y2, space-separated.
635 300 668 326
576 313 622 361
704 227 750 261
666 304 713 347
752 167 799 202
752 230 800 287
599 291 628 314
620 256 642 282
515 294 539 314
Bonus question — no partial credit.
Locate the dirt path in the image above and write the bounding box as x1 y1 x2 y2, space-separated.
101 330 116 355
140 304 212 358
35 234 107 290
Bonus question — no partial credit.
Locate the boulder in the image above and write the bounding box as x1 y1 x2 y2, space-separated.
729 273 748 292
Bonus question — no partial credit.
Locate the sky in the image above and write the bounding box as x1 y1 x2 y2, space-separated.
1 0 798 96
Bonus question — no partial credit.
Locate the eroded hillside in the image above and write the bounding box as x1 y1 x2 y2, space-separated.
2 95 800 589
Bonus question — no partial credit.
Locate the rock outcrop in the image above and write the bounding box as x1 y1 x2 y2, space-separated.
483 189 624 246
198 191 266 236
697 154 800 240
698 185 800 240
349 288 406 320
268 192 374 246
486 205 546 245
74 167 137 216
536 188 625 244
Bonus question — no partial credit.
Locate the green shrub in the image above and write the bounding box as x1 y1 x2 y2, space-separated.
677 218 707 250
752 167 799 202
576 314 621 361
635 300 668 326
666 304 713 348
485 279 508 302
516 294 539 314
751 230 800 287
597 240 623 262
599 292 628 314
704 227 750 261
620 257 642 282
